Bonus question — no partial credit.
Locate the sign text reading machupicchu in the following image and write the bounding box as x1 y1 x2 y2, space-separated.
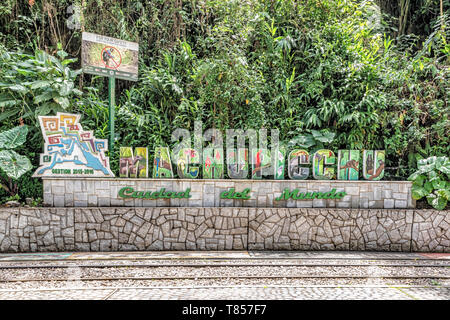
33 114 385 183
119 121 385 182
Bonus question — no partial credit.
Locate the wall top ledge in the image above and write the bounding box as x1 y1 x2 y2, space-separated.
2 207 444 212
40 177 413 184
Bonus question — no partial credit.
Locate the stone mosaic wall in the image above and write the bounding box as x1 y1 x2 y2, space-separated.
248 209 414 251
42 178 415 209
0 208 74 252
412 210 450 252
0 207 448 253
73 208 247 251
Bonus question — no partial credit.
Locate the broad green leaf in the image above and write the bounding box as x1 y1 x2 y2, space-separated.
52 56 64 72
426 193 436 206
62 58 77 66
426 156 437 165
418 163 435 173
0 109 20 122
428 170 438 181
20 110 35 120
313 130 336 143
417 157 436 173
54 96 70 109
35 103 52 116
311 130 322 139
59 80 74 96
8 84 27 93
411 185 428 200
408 173 425 186
30 80 51 90
0 99 18 108
414 174 426 186
436 189 450 201
57 50 68 59
435 156 448 165
435 157 450 175
72 88 83 96
0 150 32 180
417 158 428 169
290 134 315 148
432 178 446 190
17 61 34 69
36 101 62 116
70 68 83 78
16 68 34 76
0 125 28 149
424 181 433 193
427 193 447 210
34 91 53 104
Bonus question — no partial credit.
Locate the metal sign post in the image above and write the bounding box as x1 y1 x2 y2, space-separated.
108 76 115 157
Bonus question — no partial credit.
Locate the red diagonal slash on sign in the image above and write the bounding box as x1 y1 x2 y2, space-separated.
105 50 119 68
101 46 122 70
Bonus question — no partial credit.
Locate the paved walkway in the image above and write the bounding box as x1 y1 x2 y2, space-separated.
0 285 448 300
0 251 448 300
0 251 449 261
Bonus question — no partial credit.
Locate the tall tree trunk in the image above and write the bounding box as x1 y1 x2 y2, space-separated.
398 0 410 36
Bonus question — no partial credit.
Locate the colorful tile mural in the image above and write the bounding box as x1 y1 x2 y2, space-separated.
152 147 174 178
227 148 248 179
337 150 360 180
363 150 385 180
312 149 336 180
288 149 310 180
203 148 224 179
176 148 200 179
119 147 148 178
274 150 285 180
33 112 114 177
251 149 272 179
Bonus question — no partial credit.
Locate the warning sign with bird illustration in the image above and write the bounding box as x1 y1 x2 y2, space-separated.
82 32 139 81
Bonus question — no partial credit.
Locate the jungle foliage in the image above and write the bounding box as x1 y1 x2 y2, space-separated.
0 0 448 207
408 155 450 210
0 125 32 197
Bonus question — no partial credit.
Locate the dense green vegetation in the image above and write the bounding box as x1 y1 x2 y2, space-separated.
0 0 448 207
408 155 449 210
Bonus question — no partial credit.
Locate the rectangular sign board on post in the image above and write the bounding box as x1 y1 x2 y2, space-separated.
81 32 139 81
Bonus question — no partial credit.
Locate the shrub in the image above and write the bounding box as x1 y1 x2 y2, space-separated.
408 156 450 210
0 125 32 196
